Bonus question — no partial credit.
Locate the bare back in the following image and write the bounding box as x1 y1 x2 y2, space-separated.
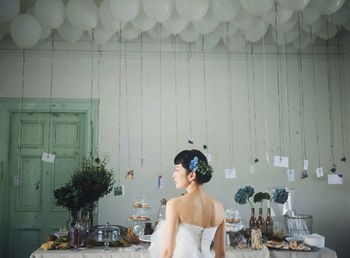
172 191 225 228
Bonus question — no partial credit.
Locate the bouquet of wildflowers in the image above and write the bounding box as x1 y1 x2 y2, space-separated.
234 186 255 208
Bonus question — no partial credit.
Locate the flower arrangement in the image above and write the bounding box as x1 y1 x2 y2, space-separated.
253 192 271 207
272 189 289 204
234 186 255 207
189 157 213 176
53 156 115 223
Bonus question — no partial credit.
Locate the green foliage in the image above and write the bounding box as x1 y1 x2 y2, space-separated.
54 156 115 212
253 192 271 207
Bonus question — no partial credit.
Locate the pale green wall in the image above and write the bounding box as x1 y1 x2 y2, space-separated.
0 34 349 257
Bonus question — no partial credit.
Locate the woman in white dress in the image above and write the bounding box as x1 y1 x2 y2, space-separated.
149 149 226 258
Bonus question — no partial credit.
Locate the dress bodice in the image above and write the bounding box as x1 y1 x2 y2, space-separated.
149 221 218 258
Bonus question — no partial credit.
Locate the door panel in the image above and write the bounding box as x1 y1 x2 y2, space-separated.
7 111 87 258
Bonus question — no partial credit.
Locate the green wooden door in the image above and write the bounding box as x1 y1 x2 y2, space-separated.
6 111 86 258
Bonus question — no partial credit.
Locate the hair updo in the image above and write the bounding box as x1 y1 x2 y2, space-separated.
174 149 213 184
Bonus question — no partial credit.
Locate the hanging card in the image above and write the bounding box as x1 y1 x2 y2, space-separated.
287 169 295 182
114 185 124 196
225 168 236 179
303 160 309 170
273 155 289 168
315 167 324 178
328 174 343 185
42 152 55 163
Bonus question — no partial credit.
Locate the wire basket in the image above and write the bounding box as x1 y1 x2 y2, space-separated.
285 214 312 240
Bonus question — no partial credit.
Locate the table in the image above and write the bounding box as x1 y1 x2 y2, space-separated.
30 245 269 258
269 247 337 258
30 245 336 258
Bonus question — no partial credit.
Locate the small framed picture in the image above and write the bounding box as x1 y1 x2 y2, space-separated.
114 185 124 196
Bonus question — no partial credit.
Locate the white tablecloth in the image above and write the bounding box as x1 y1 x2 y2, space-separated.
30 245 336 258
30 245 269 258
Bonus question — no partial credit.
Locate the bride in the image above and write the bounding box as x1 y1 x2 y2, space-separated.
149 149 226 258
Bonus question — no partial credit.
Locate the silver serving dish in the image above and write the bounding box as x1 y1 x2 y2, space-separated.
92 222 121 243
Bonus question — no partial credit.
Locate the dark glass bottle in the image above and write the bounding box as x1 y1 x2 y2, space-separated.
257 208 265 234
249 208 257 230
265 208 273 238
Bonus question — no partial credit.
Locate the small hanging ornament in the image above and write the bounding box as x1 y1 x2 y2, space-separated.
340 157 346 162
300 170 308 179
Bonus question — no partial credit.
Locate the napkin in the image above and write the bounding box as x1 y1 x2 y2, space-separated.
304 233 325 248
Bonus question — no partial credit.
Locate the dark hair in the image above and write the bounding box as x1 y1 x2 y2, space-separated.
174 149 213 184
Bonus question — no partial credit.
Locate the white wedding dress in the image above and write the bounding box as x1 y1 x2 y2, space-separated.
149 220 218 258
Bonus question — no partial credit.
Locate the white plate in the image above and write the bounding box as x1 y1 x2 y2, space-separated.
139 234 152 242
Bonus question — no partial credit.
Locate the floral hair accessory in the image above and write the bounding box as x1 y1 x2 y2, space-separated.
189 157 213 176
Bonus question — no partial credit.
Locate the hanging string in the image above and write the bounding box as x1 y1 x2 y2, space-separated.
244 38 253 163
117 31 122 185
17 49 26 175
336 33 346 161
172 35 179 151
226 33 235 167
124 42 131 170
250 42 258 162
201 37 209 152
140 33 144 166
325 24 336 170
297 12 307 173
274 2 284 157
284 43 292 164
97 46 102 100
310 29 321 167
90 29 94 157
159 28 162 173
47 33 55 155
262 33 270 163
187 43 193 141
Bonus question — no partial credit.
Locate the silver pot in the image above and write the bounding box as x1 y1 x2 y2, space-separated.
92 222 121 242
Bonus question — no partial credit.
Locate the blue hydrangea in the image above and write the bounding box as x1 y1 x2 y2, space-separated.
272 189 289 204
189 157 199 171
234 188 248 205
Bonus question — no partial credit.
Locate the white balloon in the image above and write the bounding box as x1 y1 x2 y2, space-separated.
271 24 300 45
329 4 350 24
223 30 245 51
302 15 327 34
34 0 65 29
27 7 52 40
320 0 345 14
272 12 297 33
0 0 20 23
240 0 273 16
176 0 209 22
162 9 188 34
148 23 171 40
195 29 221 49
179 23 199 42
67 0 98 30
278 0 310 11
292 31 317 49
99 0 125 32
245 19 269 42
231 7 257 29
121 23 140 40
211 0 241 22
110 0 141 22
143 0 174 23
317 23 339 39
193 11 219 35
131 9 156 32
57 19 84 42
91 21 114 44
302 3 321 25
262 4 293 25
10 14 41 49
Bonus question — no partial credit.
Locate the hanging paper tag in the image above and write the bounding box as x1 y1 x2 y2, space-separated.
42 152 55 163
249 164 255 174
273 155 289 168
328 174 343 185
315 167 324 178
158 175 163 190
114 185 124 196
287 169 295 182
303 160 309 170
225 168 236 179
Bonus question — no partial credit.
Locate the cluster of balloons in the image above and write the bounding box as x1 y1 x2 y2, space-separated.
0 0 350 50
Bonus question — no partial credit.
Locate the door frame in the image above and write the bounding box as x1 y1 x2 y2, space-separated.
0 98 98 257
